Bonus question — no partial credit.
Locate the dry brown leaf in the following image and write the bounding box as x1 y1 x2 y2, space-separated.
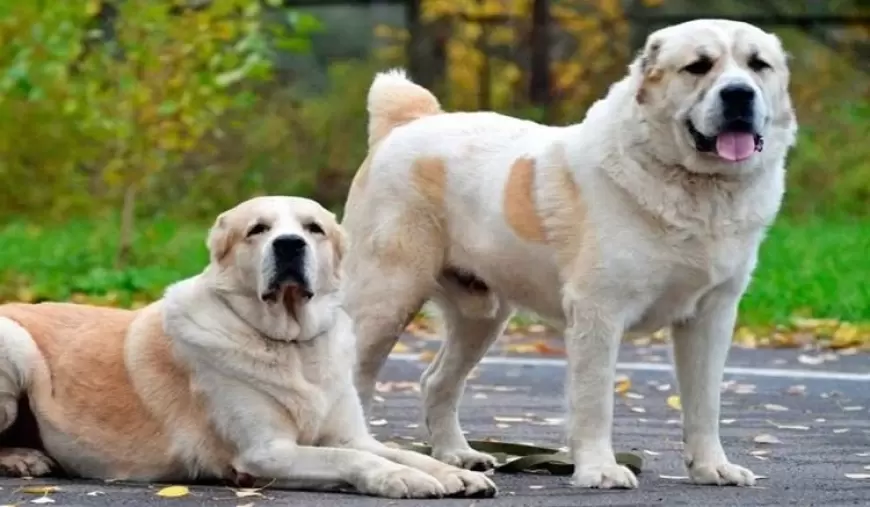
753 434 782 444
156 485 190 498
666 395 682 411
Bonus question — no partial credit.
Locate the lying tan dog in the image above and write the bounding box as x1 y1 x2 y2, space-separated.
0 196 496 498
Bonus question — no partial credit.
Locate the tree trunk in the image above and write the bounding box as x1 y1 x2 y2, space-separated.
529 0 550 109
115 183 137 269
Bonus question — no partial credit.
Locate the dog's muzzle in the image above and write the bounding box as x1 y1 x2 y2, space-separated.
261 234 313 303
687 83 764 162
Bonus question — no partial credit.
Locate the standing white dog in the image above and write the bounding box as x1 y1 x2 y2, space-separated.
341 19 797 489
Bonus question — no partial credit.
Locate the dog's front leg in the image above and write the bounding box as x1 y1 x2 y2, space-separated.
234 440 447 498
563 297 638 489
671 278 755 486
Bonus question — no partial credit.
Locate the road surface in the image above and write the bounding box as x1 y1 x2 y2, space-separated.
2 338 868 506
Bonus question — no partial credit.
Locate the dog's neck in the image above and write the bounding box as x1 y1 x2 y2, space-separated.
217 289 340 344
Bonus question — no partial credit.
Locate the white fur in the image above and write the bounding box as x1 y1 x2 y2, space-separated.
342 19 797 488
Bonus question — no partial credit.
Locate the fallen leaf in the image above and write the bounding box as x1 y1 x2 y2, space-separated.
786 385 807 395
630 406 646 414
656 383 671 392
417 350 436 363
750 450 770 456
86 491 106 496
614 375 631 395
369 419 388 427
721 419 736 425
798 354 825 366
766 420 809 431
493 416 526 423
666 395 682 411
833 428 850 434
30 498 54 505
237 503 255 507
659 475 688 480
842 405 864 412
643 450 660 456
496 423 511 429
764 404 789 412
845 473 870 480
391 342 410 353
528 485 544 490
753 434 782 444
156 485 190 498
856 452 870 457
815 418 827 423
234 490 263 498
625 392 644 400
473 393 487 400
20 487 60 494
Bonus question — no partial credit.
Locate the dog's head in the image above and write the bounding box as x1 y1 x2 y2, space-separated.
633 19 796 174
206 196 346 311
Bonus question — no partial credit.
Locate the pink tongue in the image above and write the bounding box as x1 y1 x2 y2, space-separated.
715 132 756 162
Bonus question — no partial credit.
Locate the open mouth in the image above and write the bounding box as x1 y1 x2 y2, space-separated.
686 121 764 162
261 282 313 309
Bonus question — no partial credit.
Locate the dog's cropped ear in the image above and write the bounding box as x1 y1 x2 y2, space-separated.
635 38 663 104
206 212 236 264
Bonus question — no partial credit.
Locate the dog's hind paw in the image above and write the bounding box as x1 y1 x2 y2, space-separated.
0 448 55 477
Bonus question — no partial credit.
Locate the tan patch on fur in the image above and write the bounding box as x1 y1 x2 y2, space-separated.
536 145 596 281
637 68 664 104
411 157 447 207
504 157 547 243
0 302 234 480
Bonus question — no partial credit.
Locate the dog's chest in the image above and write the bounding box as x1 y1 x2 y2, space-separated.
628 231 755 332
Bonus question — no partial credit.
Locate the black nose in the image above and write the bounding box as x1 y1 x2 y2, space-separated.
719 83 755 122
272 234 306 258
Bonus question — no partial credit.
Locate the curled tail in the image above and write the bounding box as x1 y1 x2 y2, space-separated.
366 68 442 148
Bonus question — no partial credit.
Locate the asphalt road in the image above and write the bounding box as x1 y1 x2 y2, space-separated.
2 340 868 506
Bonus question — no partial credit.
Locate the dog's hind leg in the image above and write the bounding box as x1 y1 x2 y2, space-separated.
420 293 513 471
341 226 442 414
0 317 55 477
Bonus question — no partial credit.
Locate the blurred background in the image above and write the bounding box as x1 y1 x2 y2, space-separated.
0 1 867 343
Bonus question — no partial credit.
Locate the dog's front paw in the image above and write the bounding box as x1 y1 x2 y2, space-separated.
689 460 755 486
361 466 446 499
572 463 638 489
432 447 497 471
0 448 55 477
430 467 497 498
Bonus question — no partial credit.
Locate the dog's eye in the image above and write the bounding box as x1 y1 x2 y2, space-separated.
748 55 771 72
682 58 713 76
246 222 270 238
304 222 324 235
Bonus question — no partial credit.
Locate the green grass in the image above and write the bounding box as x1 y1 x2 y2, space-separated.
0 217 867 324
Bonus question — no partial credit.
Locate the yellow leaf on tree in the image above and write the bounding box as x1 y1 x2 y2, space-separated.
667 395 682 411
155 485 190 498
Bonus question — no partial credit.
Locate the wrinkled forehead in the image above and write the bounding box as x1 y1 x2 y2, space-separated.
224 197 327 231
651 20 784 67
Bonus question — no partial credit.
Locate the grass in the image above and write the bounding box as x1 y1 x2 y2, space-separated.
0 217 867 326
